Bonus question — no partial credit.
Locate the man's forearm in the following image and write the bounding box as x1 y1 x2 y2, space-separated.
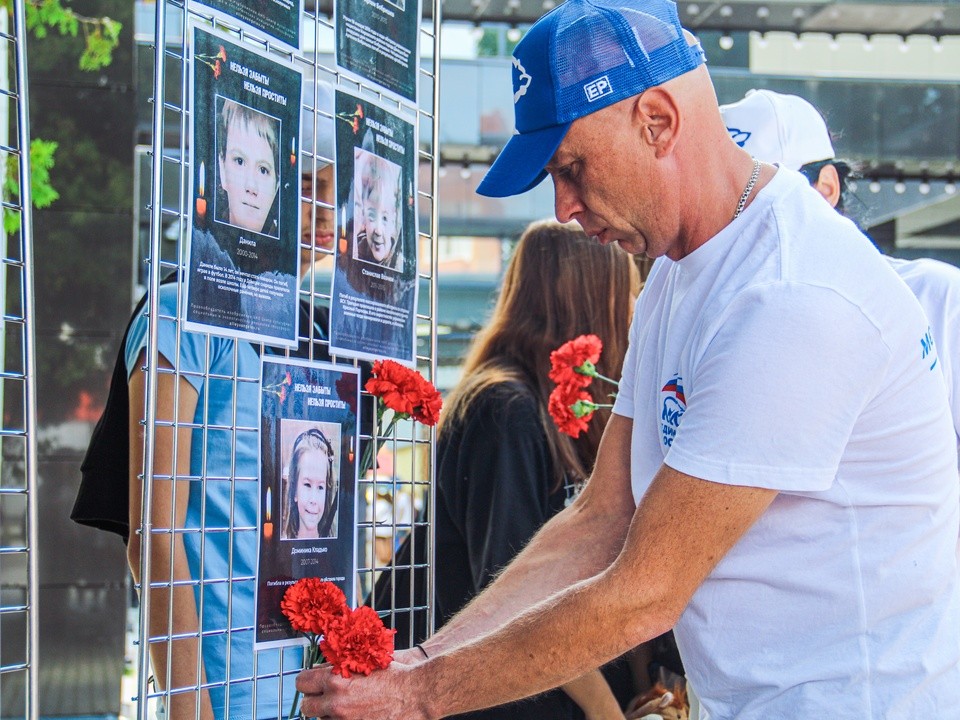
424 568 654 718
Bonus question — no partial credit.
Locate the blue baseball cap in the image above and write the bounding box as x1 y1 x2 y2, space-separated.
477 0 705 198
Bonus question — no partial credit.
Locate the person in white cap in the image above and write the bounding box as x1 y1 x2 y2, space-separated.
300 77 337 288
297 0 960 717
721 88 960 462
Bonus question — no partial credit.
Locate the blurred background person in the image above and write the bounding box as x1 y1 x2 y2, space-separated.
721 88 960 462
301 78 336 289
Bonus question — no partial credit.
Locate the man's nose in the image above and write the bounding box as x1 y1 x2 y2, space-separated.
554 183 583 224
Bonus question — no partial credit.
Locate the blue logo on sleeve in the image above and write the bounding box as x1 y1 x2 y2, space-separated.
921 327 938 371
660 375 686 447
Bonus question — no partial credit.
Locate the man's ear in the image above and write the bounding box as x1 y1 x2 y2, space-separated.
633 88 681 158
813 164 841 209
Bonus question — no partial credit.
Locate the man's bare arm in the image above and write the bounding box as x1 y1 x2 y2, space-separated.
298 420 776 719
413 463 776 718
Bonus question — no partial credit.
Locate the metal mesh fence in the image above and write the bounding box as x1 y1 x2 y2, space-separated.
0 2 40 719
130 1 439 717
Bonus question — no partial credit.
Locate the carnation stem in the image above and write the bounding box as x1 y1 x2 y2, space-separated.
358 417 399 479
288 636 322 720
592 372 620 388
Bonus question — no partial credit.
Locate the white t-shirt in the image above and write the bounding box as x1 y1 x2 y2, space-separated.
886 255 960 455
614 169 960 718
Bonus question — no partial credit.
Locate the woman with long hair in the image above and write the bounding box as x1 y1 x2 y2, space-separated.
435 219 641 720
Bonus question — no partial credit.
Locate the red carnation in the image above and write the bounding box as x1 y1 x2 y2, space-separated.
365 360 420 416
411 375 443 427
549 334 603 388
365 360 442 425
280 578 348 636
320 606 396 678
549 384 593 438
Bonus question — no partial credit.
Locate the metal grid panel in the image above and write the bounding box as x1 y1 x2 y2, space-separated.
131 1 440 717
0 2 40 719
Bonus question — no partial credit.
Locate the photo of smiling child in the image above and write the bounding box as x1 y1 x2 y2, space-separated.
329 90 418 364
281 423 340 540
352 148 403 271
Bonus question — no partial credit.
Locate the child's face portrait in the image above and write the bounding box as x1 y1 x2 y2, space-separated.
219 112 279 233
353 148 402 268
294 447 330 538
361 186 399 263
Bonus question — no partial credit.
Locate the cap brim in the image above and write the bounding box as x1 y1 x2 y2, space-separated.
476 122 571 198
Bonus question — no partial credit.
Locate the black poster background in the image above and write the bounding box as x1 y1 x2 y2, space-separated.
335 0 420 102
329 89 418 363
256 358 359 648
187 26 302 346
191 0 302 51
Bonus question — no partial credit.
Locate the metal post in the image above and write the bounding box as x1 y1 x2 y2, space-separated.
11 0 40 718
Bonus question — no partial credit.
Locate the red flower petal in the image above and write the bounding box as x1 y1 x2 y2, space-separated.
548 384 593 438
280 578 348 636
320 606 395 678
365 360 443 425
548 334 603 387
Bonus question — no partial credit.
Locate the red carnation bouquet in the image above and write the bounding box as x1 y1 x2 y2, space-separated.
548 334 620 438
281 578 396 719
360 359 442 476
279 362 438 717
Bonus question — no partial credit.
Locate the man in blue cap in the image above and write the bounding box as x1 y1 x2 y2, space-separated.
298 0 960 717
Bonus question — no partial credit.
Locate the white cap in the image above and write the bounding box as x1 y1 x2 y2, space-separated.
301 78 335 169
719 89 835 171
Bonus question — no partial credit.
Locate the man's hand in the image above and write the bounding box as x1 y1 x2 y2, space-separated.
297 661 431 720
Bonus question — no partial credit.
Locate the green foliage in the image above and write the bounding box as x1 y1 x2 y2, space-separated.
14 0 122 71
78 14 121 71
1 0 123 234
3 139 60 235
476 27 522 57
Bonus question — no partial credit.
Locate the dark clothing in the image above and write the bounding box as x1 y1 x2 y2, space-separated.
435 382 632 720
436 382 567 623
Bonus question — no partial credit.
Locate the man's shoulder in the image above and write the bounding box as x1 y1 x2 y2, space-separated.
887 255 960 289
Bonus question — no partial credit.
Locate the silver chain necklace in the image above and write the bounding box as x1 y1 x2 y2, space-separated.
733 158 761 221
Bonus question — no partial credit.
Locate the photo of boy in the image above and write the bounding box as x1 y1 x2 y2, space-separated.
215 97 281 238
352 147 403 272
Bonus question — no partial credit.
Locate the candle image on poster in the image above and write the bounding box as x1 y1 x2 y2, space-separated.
256 357 359 649
187 26 302 348
189 0 303 52
330 90 418 364
335 0 421 103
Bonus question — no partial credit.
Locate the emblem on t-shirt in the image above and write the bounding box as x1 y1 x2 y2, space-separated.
921 326 938 371
660 374 686 448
